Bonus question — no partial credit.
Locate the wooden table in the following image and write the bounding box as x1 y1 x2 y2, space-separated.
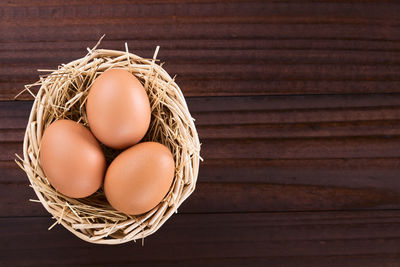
2 1 400 266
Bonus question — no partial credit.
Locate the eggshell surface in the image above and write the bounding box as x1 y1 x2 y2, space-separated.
86 69 151 149
39 120 106 198
104 142 175 215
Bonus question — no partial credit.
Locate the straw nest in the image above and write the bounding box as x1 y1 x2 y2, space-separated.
15 38 201 245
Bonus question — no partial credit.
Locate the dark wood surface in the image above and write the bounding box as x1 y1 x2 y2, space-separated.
2 1 400 266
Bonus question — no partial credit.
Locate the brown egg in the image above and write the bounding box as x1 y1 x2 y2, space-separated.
39 120 106 198
86 69 151 149
104 142 175 215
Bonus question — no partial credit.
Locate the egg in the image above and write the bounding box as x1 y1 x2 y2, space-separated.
104 142 175 215
39 120 106 198
86 69 151 149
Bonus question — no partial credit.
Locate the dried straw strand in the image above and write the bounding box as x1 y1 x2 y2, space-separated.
16 41 201 244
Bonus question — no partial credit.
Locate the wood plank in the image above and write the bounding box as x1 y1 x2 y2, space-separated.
2 211 400 266
3 174 400 216
5 158 400 187
6 120 400 140
5 94 400 128
201 137 400 159
1 1 398 19
4 134 400 162
1 1 399 25
7 93 400 117
7 79 400 100
2 38 400 54
1 0 399 7
199 158 400 187
4 49 400 65
1 2 267 20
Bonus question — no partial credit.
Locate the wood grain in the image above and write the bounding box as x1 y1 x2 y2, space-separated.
5 135 400 161
1 1 400 99
2 211 400 266
2 1 400 265
5 180 400 216
3 157 400 215
2 94 400 215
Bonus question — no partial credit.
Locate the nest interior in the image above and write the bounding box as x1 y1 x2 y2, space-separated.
16 42 201 245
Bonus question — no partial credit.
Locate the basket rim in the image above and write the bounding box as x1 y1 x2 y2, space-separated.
18 44 201 244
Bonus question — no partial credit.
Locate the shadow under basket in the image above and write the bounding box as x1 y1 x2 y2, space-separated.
16 45 201 245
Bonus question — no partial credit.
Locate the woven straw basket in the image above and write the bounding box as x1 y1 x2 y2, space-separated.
16 39 201 244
